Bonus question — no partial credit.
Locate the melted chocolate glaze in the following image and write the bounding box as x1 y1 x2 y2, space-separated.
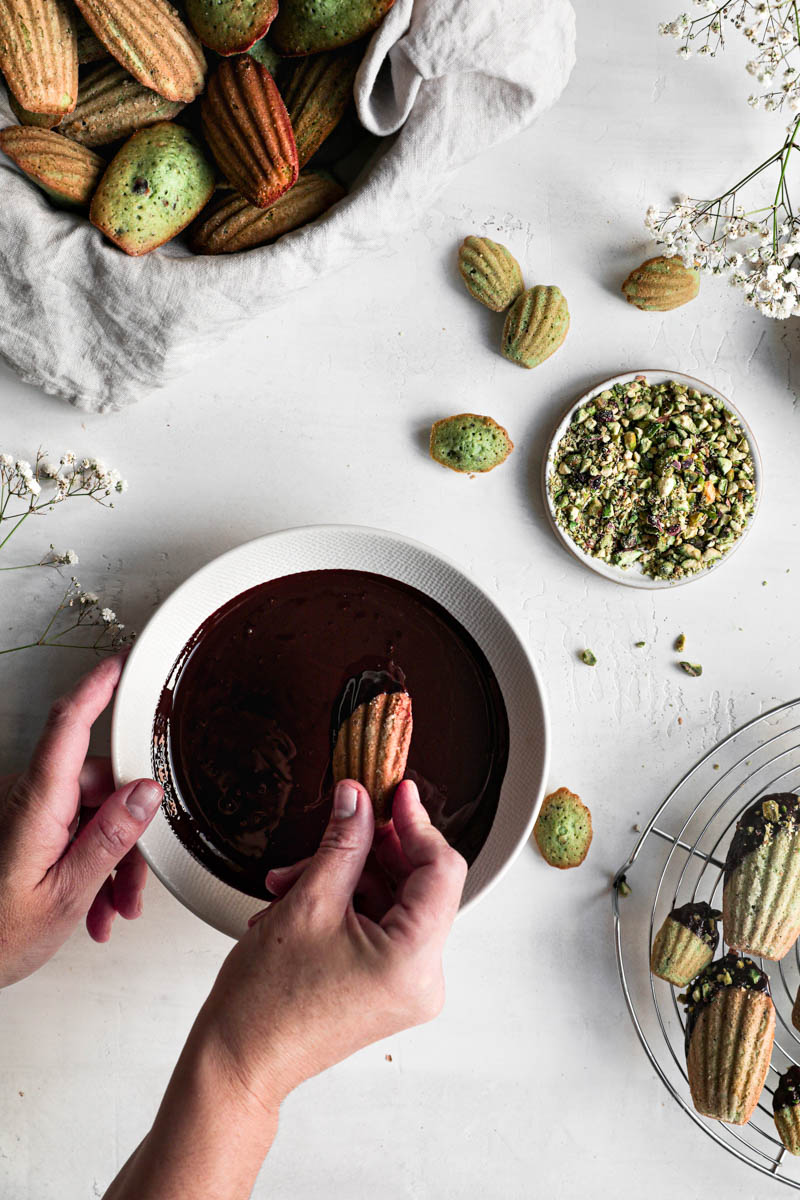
724 793 800 880
682 952 770 1053
669 901 721 950
153 569 509 899
775 1066 800 1113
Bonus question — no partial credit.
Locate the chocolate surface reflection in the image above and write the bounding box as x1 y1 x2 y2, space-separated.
153 569 509 899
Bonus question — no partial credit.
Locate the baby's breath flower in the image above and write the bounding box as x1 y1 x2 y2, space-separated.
48 548 79 566
664 0 800 109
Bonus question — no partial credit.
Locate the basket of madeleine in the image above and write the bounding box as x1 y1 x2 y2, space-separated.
0 0 576 407
0 0 397 255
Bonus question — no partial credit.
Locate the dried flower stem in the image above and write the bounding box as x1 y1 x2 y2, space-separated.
0 579 132 656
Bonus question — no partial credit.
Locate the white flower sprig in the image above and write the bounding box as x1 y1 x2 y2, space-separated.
0 449 132 655
0 578 132 657
646 114 800 317
0 544 79 573
0 450 127 557
659 1 800 112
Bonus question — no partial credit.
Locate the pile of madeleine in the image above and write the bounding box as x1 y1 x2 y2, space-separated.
0 0 392 255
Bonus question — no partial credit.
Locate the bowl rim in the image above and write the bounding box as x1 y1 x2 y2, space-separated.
540 369 763 590
112 523 550 936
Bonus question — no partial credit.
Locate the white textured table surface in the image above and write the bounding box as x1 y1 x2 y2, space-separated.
2 2 800 1196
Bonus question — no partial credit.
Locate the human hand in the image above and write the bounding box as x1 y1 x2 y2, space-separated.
0 654 163 988
193 777 467 1113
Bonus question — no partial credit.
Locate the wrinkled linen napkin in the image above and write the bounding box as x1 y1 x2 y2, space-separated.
0 0 575 412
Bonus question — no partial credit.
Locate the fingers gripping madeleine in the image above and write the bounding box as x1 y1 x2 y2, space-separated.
332 691 412 823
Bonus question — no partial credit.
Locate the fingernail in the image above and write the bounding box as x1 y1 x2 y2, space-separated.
125 780 163 823
267 864 294 880
333 781 358 818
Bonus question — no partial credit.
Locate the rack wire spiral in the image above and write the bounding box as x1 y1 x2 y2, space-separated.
613 698 800 1186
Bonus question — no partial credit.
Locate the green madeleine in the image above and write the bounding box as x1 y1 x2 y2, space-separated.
90 122 215 256
272 0 395 55
429 414 513 475
502 285 570 369
186 0 278 55
458 236 524 312
534 788 593 869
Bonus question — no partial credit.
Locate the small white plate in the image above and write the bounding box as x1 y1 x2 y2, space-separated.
541 370 763 590
112 525 550 938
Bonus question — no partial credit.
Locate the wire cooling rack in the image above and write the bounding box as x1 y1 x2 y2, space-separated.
613 698 800 1186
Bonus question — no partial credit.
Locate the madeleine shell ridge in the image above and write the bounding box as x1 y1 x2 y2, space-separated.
60 61 185 147
201 55 298 208
458 235 524 312
622 255 700 311
283 46 359 167
0 125 103 205
332 691 412 824
501 285 569 369
0 0 77 114
73 0 206 102
686 987 775 1125
189 169 344 254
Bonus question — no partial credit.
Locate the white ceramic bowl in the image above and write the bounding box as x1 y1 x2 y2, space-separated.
542 370 763 590
112 525 550 938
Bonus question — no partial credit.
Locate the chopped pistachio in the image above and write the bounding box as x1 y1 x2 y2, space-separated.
674 633 686 653
634 640 646 648
616 876 632 897
762 799 781 823
679 661 703 677
580 649 597 666
548 378 757 581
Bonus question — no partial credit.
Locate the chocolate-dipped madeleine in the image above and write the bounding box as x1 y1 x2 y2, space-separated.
774 1065 800 1154
650 901 721 987
683 952 774 1125
332 691 412 823
723 793 800 960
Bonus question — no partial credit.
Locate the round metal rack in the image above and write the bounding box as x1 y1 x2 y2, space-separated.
613 698 800 1186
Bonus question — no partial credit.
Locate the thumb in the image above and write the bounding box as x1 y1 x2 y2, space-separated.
292 780 374 916
52 779 163 913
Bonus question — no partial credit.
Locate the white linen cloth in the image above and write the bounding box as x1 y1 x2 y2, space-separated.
0 0 575 411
